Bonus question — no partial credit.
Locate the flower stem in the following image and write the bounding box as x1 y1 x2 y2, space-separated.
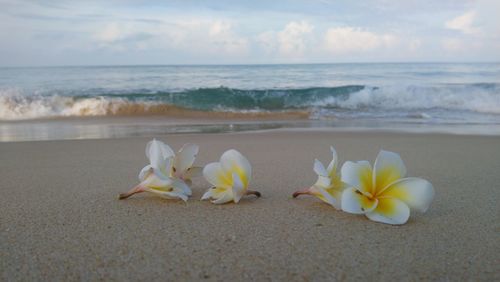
118 185 144 200
245 190 261 198
292 187 311 198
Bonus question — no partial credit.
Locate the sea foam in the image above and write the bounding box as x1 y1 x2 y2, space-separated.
1 83 499 121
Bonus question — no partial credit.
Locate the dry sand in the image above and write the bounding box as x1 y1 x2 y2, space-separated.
1 130 499 281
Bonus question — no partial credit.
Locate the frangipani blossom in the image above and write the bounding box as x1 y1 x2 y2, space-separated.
293 146 346 209
138 142 202 183
172 143 203 182
201 149 261 204
119 139 192 201
341 150 435 225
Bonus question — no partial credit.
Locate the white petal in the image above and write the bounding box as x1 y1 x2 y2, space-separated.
148 189 188 202
313 159 328 176
314 175 331 188
220 149 251 188
141 171 173 189
341 187 378 214
162 157 174 177
201 189 213 201
203 163 232 189
146 139 174 164
340 160 373 194
145 139 174 177
147 139 164 171
176 193 188 202
379 177 434 212
232 172 245 203
174 143 199 175
365 198 410 225
212 191 234 204
326 146 338 174
373 150 407 192
145 139 174 159
311 186 339 209
171 179 192 196
138 165 152 181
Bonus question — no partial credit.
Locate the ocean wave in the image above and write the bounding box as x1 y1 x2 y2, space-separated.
0 92 131 120
0 90 310 120
314 84 500 114
1 84 499 120
75 85 365 110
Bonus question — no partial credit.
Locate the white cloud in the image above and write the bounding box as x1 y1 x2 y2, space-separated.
323 27 397 54
207 21 249 54
93 23 148 51
94 23 131 43
277 21 314 56
255 31 277 54
157 19 249 56
95 23 120 42
1 0 499 65
445 11 479 35
209 21 231 37
91 19 249 56
254 21 314 58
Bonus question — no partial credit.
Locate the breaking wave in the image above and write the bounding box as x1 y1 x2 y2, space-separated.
1 83 499 120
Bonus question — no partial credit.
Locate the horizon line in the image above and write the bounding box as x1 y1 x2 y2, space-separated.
0 61 500 68
1 61 499 68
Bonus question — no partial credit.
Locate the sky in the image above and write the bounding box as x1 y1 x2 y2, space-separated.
0 0 499 66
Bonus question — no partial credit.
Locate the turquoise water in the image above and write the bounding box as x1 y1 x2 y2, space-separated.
0 63 499 123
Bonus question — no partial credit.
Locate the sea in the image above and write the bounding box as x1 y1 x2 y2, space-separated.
1 63 500 141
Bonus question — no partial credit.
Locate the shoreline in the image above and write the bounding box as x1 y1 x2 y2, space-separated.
1 130 498 280
2 116 500 142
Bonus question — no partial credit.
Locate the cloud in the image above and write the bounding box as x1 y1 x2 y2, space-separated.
90 19 249 55
209 21 230 37
0 0 499 65
277 21 314 56
255 21 314 58
92 22 155 51
323 27 397 54
445 11 479 35
95 23 124 43
255 31 277 54
207 20 249 54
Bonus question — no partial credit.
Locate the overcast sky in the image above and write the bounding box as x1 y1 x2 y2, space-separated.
0 0 499 66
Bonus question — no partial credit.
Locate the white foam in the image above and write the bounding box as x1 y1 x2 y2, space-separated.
314 85 500 114
0 89 133 120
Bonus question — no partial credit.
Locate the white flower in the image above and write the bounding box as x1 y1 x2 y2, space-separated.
119 139 192 201
172 143 203 182
293 146 345 209
340 150 435 225
201 149 260 204
138 142 202 183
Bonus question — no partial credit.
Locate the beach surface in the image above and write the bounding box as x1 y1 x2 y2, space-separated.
1 130 499 281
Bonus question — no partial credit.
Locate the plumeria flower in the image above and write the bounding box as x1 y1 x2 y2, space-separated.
171 143 203 183
119 139 192 201
201 149 261 204
341 150 435 225
293 146 346 209
138 142 202 183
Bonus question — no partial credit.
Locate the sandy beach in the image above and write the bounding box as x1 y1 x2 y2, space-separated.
0 130 499 281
